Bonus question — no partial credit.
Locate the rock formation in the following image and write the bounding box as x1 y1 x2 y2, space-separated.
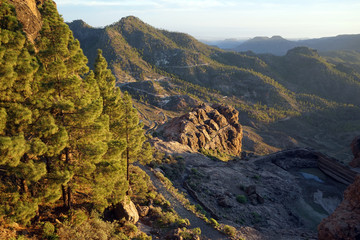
114 196 139 223
350 136 360 168
8 0 45 43
159 104 243 156
256 148 358 185
318 175 360 240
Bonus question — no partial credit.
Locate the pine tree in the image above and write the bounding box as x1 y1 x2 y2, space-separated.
0 0 151 225
34 0 107 209
92 50 127 209
120 91 146 182
0 1 44 224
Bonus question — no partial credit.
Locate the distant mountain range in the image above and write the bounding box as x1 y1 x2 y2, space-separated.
68 17 360 160
233 34 360 55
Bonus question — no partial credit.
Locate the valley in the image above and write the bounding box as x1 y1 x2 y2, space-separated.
1 0 360 239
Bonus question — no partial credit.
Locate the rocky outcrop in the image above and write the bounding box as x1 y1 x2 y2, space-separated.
350 136 360 168
159 104 243 156
317 154 358 185
318 175 360 240
256 148 358 185
114 196 139 223
8 0 45 43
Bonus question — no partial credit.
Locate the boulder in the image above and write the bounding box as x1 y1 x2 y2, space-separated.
216 195 233 208
136 205 150 217
318 175 360 240
245 185 257 196
159 104 243 156
114 196 139 223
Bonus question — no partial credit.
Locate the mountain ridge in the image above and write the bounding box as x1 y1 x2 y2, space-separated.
69 16 360 161
235 34 360 55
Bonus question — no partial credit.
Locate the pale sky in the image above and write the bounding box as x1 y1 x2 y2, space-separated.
56 0 360 40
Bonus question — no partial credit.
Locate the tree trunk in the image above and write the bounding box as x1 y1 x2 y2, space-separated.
126 147 129 182
22 179 28 194
65 147 70 163
67 186 71 209
62 185 67 207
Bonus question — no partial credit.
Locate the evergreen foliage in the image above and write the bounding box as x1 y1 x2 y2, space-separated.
120 91 146 181
0 0 150 225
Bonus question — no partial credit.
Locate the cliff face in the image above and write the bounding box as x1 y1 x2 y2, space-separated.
8 0 44 43
318 175 360 240
159 104 243 156
350 136 360 167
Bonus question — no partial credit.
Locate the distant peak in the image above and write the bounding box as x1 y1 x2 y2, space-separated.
120 16 143 24
286 47 318 57
69 19 93 28
271 35 284 40
252 36 270 41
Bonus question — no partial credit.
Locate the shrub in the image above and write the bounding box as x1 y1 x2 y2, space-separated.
177 218 190 227
236 195 247 204
252 212 262 224
222 225 236 237
192 227 201 236
209 218 219 227
43 222 55 236
133 232 152 240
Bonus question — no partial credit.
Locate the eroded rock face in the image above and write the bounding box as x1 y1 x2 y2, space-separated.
8 0 45 43
318 175 360 240
114 196 139 223
159 104 243 155
350 136 360 168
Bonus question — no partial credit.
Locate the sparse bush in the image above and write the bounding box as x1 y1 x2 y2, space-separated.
133 232 152 240
57 217 118 240
70 209 88 226
179 227 201 240
177 218 190 227
222 224 236 237
42 221 58 239
209 218 219 227
236 195 247 204
192 227 201 236
42 222 55 236
252 212 262 224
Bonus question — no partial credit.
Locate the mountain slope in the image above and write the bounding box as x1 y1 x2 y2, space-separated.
69 16 360 160
259 47 360 105
68 19 159 82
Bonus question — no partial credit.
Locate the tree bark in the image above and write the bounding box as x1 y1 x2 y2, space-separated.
22 179 28 194
62 185 67 207
67 186 71 209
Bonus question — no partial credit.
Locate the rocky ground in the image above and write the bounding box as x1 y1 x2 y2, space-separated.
154 140 348 240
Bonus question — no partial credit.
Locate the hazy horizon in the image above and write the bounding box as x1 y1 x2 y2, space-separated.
57 0 360 40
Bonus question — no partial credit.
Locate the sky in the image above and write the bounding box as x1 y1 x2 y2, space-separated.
56 0 360 40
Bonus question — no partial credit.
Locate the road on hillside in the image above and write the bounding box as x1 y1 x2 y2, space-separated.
138 165 229 240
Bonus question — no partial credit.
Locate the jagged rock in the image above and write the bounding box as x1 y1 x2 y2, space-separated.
136 205 150 217
318 175 360 240
8 0 45 43
159 104 243 155
216 195 233 208
114 196 139 223
245 185 257 196
244 185 264 205
350 136 360 168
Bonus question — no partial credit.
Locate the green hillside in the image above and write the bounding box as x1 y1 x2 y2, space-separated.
259 47 360 105
69 16 360 160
